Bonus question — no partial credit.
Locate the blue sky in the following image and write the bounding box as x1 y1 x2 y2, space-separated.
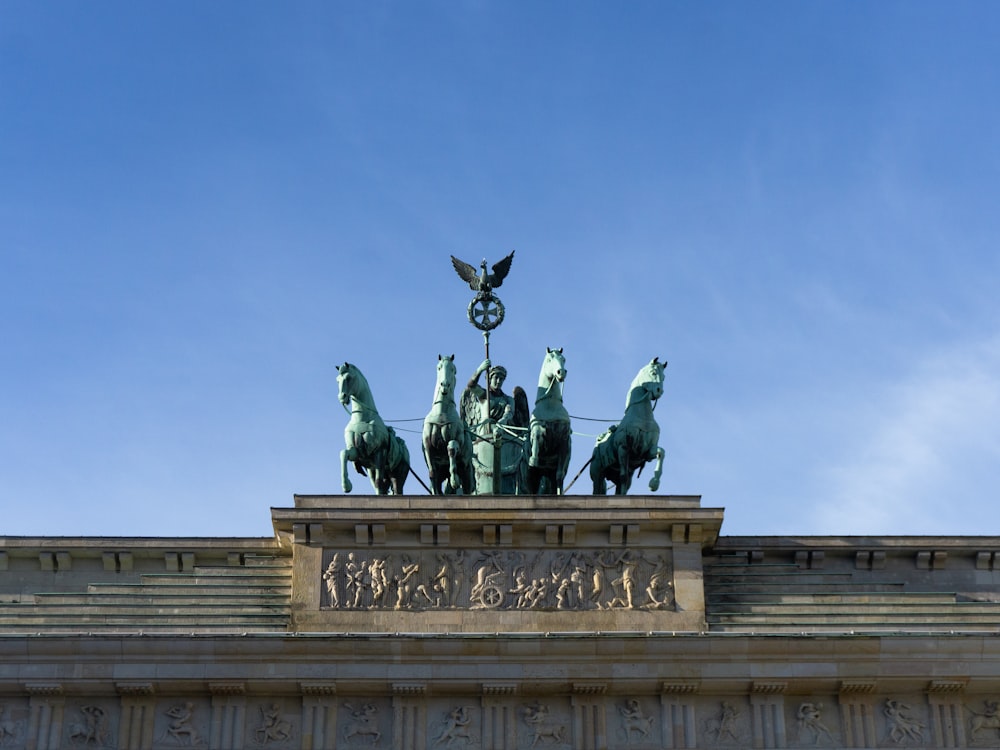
3 3 1000 538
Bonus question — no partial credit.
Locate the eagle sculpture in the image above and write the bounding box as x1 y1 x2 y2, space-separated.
450 251 515 295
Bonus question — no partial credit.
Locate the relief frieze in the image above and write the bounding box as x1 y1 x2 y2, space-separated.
322 549 674 612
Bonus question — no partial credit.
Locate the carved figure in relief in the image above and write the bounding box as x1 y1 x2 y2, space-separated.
163 702 202 746
449 550 466 605
797 702 833 745
589 554 607 605
590 550 621 607
471 552 507 609
555 578 572 609
644 555 674 610
618 699 653 744
323 554 341 607
435 706 476 747
352 558 373 608
570 561 588 607
510 567 531 608
396 556 421 609
344 553 363 608
68 704 110 746
343 703 381 745
521 703 566 748
606 551 642 609
526 578 550 609
429 553 454 607
884 699 924 744
369 556 391 608
590 358 666 495
706 701 740 743
0 705 20 746
549 552 570 584
255 704 293 744
969 699 1000 741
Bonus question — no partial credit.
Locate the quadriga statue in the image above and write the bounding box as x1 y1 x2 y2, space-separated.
422 354 475 494
526 347 571 495
590 357 666 495
337 362 409 494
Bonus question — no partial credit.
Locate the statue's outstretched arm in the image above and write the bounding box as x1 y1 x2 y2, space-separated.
466 359 490 390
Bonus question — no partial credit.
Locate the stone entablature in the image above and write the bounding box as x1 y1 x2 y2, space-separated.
273 495 722 633
714 535 1000 579
9 498 1000 747
2 632 1000 749
0 537 282 598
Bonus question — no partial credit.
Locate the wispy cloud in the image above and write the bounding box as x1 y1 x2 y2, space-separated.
816 335 1000 534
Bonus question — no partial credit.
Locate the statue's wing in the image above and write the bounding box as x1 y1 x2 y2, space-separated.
451 255 480 290
512 385 530 429
489 250 515 288
460 386 479 430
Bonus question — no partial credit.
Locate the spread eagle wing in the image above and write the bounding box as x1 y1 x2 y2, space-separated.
489 250 515 289
450 256 481 290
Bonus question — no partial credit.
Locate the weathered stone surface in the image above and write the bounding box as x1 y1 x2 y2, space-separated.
4 497 1000 748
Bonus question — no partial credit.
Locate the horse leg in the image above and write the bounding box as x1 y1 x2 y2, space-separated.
616 443 632 495
341 447 354 493
556 426 571 495
423 441 442 495
461 439 476 495
648 446 665 492
369 445 389 494
590 445 607 495
447 439 461 494
393 436 409 495
529 422 543 468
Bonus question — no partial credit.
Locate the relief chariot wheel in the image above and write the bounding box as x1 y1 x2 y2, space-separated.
477 584 505 609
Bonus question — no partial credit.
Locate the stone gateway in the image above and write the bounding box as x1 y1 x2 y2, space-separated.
4 494 1000 749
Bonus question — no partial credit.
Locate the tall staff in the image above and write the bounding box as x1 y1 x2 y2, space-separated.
451 251 516 493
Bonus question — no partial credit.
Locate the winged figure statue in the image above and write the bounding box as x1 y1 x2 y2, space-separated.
450 251 515 295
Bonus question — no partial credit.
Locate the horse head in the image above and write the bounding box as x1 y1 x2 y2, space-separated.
435 354 457 401
541 347 567 388
626 357 667 408
337 362 372 410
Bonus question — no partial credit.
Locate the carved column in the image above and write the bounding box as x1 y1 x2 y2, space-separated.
660 682 698 748
481 683 518 750
116 682 156 750
300 683 338 750
24 683 64 750
750 682 787 748
928 680 967 747
838 681 878 748
392 683 427 750
570 683 607 750
209 682 246 749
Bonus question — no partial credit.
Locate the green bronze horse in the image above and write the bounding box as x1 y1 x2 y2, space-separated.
422 354 474 494
527 347 572 495
590 357 666 495
337 362 409 495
